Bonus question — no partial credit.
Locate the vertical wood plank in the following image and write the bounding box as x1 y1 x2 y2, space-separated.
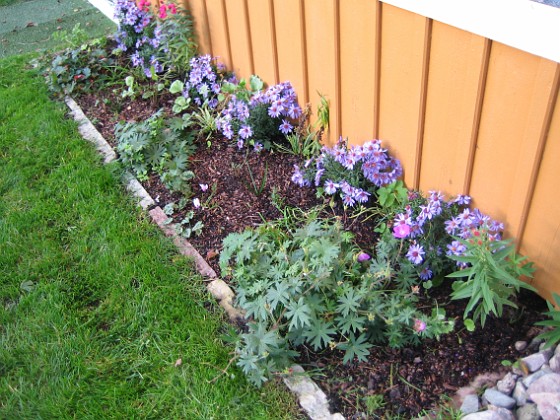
339 0 378 145
517 65 560 247
469 44 558 240
204 0 231 68
273 0 307 109
223 0 253 80
520 89 560 301
304 0 338 145
418 22 487 195
377 4 428 186
187 0 212 55
246 0 277 84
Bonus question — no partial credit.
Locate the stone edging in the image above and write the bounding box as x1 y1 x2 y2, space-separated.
65 96 344 420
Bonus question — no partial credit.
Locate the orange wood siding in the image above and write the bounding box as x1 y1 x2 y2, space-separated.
162 0 560 300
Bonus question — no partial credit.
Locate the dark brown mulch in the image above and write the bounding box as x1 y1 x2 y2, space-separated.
73 90 548 419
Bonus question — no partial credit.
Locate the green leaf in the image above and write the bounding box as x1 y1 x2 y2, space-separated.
286 297 312 330
339 333 372 364
464 318 476 332
336 288 361 317
303 318 336 351
250 75 264 92
169 80 184 94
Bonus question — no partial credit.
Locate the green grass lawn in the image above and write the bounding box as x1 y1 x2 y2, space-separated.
0 54 301 419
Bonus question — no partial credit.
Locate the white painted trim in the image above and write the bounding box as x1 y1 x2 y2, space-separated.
381 0 560 63
87 0 118 24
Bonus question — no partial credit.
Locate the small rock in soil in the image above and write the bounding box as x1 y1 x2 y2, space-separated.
516 403 540 420
461 394 480 414
496 372 517 395
516 341 528 352
483 389 516 409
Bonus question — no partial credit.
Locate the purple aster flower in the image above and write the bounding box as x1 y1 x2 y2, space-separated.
238 125 253 140
406 243 425 265
452 194 472 206
444 217 461 235
237 139 244 149
353 189 371 204
314 169 324 186
447 240 467 256
199 184 209 192
323 180 338 195
222 123 234 140
279 119 293 135
342 194 355 207
254 142 263 153
419 267 433 280
291 165 305 187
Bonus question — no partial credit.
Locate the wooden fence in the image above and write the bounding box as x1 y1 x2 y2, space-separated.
149 0 560 300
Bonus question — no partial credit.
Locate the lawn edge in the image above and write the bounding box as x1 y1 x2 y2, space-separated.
64 95 344 420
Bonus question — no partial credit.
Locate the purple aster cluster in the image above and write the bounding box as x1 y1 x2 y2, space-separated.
182 55 223 108
390 190 505 279
114 0 166 78
216 81 302 148
292 138 402 207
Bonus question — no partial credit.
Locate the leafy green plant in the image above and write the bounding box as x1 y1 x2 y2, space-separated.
535 293 560 349
114 111 197 194
52 23 90 49
220 212 454 386
45 38 116 97
165 210 203 238
447 231 536 327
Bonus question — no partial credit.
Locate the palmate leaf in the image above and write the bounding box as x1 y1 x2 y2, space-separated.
339 332 372 364
336 288 361 317
266 280 291 311
336 313 366 335
303 317 336 351
286 297 312 330
308 239 340 268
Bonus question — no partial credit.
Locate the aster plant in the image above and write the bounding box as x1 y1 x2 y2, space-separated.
292 136 402 207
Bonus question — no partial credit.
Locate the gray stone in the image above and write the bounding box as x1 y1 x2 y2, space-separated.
461 394 480 414
529 337 545 351
530 392 560 420
523 369 550 387
283 365 344 420
516 403 540 420
513 381 529 406
522 352 548 372
555 344 560 357
497 372 517 395
550 355 560 373
516 341 528 352
462 409 513 420
483 389 517 409
527 373 560 395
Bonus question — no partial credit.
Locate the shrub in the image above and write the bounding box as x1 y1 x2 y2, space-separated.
114 111 197 194
220 210 454 387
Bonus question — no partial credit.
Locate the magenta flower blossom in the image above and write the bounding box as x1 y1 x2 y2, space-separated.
414 319 427 333
393 224 411 239
357 252 371 262
406 243 425 265
199 184 209 192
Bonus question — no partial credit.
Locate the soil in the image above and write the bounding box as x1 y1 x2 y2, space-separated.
73 81 548 418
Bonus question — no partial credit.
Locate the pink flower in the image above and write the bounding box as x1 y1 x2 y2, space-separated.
159 5 168 19
199 184 209 192
413 319 426 333
393 224 411 239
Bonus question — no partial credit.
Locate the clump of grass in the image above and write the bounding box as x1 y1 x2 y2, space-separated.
0 55 301 419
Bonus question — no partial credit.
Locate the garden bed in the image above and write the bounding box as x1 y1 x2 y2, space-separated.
71 88 548 418
41 2 552 415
